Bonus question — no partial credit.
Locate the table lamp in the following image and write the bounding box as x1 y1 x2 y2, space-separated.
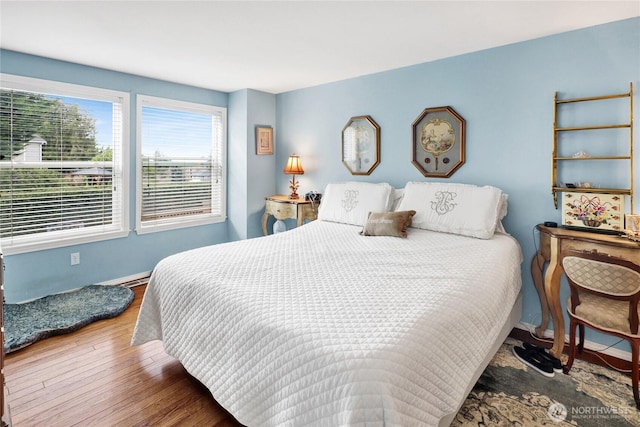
283 153 304 199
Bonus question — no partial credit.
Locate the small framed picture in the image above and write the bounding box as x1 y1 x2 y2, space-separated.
256 126 273 155
561 191 624 232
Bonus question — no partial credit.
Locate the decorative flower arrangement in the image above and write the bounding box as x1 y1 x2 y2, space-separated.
566 195 613 227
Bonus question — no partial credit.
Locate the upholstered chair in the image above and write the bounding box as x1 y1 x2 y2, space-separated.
562 250 640 409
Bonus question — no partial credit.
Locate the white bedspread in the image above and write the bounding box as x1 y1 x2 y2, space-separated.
132 220 522 426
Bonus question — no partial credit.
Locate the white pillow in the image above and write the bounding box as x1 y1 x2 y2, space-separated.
391 188 404 211
495 193 509 234
396 182 504 239
318 182 394 226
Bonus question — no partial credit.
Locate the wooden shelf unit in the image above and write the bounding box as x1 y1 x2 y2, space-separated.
552 83 634 210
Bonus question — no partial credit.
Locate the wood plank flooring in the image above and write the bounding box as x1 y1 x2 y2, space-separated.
4 284 243 427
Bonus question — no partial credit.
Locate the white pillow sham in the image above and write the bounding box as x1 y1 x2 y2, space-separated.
391 188 404 211
396 181 505 239
318 182 394 226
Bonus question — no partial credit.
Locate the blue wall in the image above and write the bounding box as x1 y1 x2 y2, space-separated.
228 89 277 240
275 18 640 348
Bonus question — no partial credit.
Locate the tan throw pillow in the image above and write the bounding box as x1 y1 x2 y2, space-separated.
360 210 417 238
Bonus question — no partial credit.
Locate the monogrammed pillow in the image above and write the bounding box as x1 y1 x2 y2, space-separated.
396 182 504 239
360 210 417 237
317 182 394 226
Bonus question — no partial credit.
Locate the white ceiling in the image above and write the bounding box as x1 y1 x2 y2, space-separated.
1 1 639 94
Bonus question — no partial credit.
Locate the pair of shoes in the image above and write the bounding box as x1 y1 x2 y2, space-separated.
512 345 555 377
522 342 563 373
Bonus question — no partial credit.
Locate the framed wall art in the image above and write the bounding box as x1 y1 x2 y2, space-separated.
341 115 380 175
256 126 274 155
561 191 624 232
411 106 465 178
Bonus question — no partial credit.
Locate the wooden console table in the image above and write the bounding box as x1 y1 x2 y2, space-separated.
532 224 640 359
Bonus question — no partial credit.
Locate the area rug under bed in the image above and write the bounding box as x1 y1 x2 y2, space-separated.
453 338 640 426
3 285 134 353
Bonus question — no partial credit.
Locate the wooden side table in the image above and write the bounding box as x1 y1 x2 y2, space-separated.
261 195 319 236
531 224 640 359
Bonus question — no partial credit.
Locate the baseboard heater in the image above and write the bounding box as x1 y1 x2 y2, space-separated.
95 271 152 288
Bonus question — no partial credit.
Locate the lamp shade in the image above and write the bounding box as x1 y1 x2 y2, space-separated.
283 154 304 175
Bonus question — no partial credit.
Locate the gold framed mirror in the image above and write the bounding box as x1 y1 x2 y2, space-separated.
341 115 380 175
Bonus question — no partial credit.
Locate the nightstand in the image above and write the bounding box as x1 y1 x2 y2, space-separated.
261 195 319 236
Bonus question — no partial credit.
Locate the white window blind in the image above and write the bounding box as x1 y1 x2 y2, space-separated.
0 74 129 254
136 95 226 233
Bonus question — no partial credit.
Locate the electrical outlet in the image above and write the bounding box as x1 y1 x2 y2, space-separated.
70 252 80 266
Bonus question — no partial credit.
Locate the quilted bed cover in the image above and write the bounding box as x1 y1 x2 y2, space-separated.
132 220 522 426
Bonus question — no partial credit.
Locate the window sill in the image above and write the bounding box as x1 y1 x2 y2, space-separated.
135 215 226 235
1 229 130 256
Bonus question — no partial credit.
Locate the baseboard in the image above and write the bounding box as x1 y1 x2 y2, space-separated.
94 271 151 288
510 322 633 373
14 271 152 304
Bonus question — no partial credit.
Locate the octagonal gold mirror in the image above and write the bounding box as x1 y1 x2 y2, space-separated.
342 115 380 175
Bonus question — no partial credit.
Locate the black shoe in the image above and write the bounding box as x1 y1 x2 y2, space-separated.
512 345 555 377
523 342 563 373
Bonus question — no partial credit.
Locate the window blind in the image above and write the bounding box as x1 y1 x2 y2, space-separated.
136 95 226 233
0 75 129 254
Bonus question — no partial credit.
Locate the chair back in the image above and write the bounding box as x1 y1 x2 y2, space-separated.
563 251 640 298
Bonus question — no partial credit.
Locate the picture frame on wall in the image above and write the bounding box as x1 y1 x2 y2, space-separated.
256 126 274 155
561 191 625 232
411 106 465 178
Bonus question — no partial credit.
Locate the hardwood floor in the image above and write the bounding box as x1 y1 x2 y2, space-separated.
4 284 243 427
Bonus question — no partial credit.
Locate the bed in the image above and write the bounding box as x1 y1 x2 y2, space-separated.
132 181 523 426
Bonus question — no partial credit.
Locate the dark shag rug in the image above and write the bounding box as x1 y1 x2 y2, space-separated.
3 285 134 353
453 338 640 426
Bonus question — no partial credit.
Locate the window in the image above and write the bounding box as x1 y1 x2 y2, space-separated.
136 95 226 233
0 74 129 254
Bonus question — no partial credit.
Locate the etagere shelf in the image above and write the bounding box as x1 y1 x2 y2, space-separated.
551 83 634 211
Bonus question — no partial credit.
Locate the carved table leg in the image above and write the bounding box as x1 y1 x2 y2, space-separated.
261 212 270 236
544 236 566 360
531 251 549 338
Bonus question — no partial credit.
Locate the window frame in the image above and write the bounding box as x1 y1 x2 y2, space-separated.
0 73 130 255
135 94 227 234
